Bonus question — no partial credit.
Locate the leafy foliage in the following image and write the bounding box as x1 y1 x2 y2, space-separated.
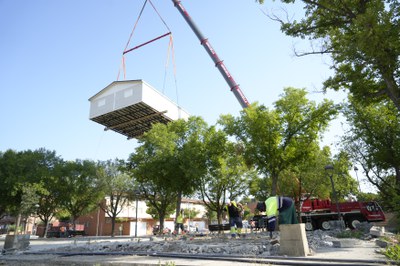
257 0 400 111
98 159 134 237
335 229 364 239
383 240 400 264
341 98 400 214
58 159 106 224
0 148 63 225
219 87 338 196
197 126 254 224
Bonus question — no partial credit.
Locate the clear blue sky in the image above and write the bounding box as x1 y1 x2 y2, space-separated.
1 0 347 163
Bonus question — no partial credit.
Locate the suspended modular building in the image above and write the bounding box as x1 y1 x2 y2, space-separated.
89 80 190 139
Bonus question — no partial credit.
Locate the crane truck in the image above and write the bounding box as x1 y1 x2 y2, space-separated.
251 198 385 231
300 198 385 231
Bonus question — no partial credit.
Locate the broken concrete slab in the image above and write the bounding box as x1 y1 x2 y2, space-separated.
332 238 361 248
370 226 385 237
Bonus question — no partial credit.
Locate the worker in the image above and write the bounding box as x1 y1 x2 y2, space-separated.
256 196 298 238
225 199 243 238
174 209 185 235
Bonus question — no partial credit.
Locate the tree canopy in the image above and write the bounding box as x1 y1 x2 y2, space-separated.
257 0 400 111
58 159 106 224
127 118 207 232
219 87 339 196
341 98 400 212
98 159 134 237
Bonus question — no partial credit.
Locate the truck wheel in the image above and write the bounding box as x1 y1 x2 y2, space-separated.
305 222 314 231
319 220 331 230
347 217 362 229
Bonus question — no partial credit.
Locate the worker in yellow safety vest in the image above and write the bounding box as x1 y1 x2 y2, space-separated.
224 199 243 238
256 196 298 237
174 209 185 234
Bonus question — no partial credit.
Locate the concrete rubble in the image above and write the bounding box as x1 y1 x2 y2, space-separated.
31 223 383 257
1 223 394 266
51 233 282 256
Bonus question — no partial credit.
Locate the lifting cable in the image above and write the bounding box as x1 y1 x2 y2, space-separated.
117 0 172 81
163 34 180 107
116 0 181 109
117 0 148 81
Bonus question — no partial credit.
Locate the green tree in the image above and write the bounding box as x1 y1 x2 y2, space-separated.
165 117 209 221
128 123 180 233
0 149 22 217
182 207 200 223
98 159 134 237
0 148 62 234
278 145 332 200
257 0 400 111
58 159 106 226
127 117 208 233
219 87 338 196
330 151 359 201
341 98 400 214
32 150 64 237
197 126 254 226
145 204 175 222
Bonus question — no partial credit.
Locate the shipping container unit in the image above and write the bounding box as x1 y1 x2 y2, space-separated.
89 80 190 139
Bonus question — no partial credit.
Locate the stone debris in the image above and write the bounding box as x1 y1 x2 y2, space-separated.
43 229 355 257
370 226 385 237
3 222 387 259
54 233 280 256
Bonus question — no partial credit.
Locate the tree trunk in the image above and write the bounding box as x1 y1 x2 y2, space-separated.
395 166 400 188
159 213 165 233
217 207 224 234
111 217 116 237
15 213 21 235
271 174 278 196
175 191 182 222
43 219 49 238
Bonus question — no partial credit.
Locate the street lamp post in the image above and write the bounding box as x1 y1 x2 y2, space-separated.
354 166 362 193
134 190 140 238
324 165 344 228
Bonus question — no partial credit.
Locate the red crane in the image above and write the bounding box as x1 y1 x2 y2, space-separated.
171 0 250 109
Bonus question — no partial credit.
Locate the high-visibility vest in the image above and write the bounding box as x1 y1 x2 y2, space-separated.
176 214 183 223
265 196 279 218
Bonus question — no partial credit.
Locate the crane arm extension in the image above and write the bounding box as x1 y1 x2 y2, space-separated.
172 0 250 108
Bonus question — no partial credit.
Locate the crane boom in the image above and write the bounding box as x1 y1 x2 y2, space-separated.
172 0 250 108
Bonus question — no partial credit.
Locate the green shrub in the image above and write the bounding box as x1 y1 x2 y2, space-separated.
383 244 400 264
335 230 363 239
7 225 23 233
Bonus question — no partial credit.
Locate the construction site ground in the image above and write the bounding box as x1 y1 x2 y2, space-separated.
0 227 394 266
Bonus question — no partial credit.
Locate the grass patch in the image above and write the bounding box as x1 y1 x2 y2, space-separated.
335 230 364 239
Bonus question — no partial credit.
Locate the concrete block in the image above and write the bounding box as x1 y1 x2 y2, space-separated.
332 239 360 248
279 224 310 257
2 234 30 254
370 226 385 237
